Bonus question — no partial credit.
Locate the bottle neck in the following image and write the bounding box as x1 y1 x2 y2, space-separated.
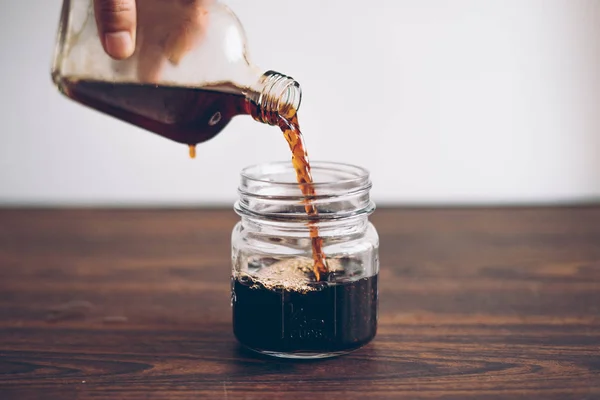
246 71 302 125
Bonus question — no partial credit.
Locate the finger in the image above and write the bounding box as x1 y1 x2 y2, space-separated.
95 0 137 60
165 4 210 65
137 43 166 83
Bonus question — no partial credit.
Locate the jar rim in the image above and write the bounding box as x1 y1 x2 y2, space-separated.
236 161 374 222
240 161 371 188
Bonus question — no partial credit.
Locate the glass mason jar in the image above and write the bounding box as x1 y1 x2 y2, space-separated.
51 0 301 147
231 162 379 359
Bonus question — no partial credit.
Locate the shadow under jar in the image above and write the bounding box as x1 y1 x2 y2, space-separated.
231 161 379 359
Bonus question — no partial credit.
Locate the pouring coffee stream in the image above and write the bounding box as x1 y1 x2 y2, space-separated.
278 113 328 281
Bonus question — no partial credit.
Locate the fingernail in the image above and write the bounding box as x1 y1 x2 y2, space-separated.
104 32 134 59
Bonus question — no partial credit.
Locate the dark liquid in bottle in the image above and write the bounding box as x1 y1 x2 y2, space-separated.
233 274 378 355
60 79 248 145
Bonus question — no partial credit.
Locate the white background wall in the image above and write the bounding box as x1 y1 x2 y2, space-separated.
1 0 599 206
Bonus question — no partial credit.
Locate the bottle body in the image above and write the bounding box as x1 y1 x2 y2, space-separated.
231 162 380 359
51 0 300 144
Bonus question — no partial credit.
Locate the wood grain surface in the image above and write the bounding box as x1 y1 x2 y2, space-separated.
0 207 599 399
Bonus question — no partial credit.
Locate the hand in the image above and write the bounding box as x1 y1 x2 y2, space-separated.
94 0 213 81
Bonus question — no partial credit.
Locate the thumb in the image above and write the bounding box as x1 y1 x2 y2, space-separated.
94 0 137 60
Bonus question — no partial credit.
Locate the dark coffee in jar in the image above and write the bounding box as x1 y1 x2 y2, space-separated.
233 258 378 356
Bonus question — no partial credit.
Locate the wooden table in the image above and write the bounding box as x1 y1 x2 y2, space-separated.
0 207 599 399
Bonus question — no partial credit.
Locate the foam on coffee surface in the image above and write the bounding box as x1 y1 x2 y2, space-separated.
243 257 343 293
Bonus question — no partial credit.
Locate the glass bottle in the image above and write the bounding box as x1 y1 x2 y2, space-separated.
231 161 380 359
51 0 301 146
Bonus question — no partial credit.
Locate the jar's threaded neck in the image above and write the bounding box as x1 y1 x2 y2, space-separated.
248 71 302 125
235 162 375 223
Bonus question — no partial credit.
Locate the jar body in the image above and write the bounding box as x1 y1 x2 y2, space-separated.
231 162 379 359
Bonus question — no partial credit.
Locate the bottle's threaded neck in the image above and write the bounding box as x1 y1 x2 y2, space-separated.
249 71 302 125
